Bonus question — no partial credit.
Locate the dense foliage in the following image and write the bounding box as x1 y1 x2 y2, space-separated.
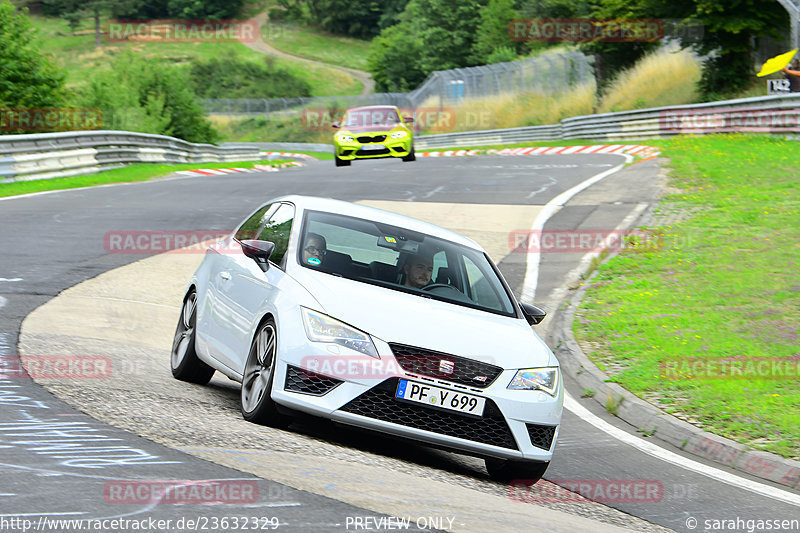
78 52 217 143
189 52 312 99
0 0 65 108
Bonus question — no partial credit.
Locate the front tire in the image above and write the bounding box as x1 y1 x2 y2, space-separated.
485 458 549 485
335 154 351 167
402 146 416 162
171 290 215 384
241 319 291 427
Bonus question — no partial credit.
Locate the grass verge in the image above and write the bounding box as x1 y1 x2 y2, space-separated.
262 21 371 71
0 159 304 198
30 15 361 96
573 134 800 458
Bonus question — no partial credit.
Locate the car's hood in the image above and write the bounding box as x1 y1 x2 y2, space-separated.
340 125 409 134
289 268 555 370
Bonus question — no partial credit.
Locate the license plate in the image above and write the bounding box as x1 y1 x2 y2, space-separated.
360 144 385 151
395 379 485 416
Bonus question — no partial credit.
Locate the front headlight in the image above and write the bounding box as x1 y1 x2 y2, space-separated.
507 367 559 396
336 134 355 143
301 308 379 358
390 131 408 139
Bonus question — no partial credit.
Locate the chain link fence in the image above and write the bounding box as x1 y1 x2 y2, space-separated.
202 51 594 118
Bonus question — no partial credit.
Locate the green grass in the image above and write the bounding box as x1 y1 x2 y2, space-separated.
29 14 361 97
262 21 371 71
0 159 302 198
573 134 800 458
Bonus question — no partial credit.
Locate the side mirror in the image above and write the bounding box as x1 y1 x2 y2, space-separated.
332 122 340 129
240 239 275 272
403 116 414 124
520 302 546 325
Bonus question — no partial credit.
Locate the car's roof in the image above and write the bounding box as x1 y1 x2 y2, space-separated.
345 105 400 113
274 195 483 251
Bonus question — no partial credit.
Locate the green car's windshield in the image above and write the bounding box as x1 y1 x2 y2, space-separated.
344 108 400 128
297 210 517 317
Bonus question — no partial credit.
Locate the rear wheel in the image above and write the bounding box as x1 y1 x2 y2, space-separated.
485 458 549 485
241 319 291 427
171 291 215 384
335 155 351 167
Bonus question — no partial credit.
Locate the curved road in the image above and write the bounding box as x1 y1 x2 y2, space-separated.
2 156 799 532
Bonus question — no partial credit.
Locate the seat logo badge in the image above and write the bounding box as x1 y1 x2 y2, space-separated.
472 376 488 383
439 360 455 374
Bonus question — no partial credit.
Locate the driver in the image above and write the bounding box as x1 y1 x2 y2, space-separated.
302 233 327 266
402 253 433 289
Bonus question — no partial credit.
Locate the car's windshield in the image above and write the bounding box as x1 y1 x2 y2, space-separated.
344 108 400 128
297 210 517 317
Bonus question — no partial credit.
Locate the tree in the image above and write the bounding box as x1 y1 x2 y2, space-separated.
581 0 788 98
690 0 786 98
79 52 217 143
43 0 141 47
0 0 65 109
367 22 427 91
471 0 521 64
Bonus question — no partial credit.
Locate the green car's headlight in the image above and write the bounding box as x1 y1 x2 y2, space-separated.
336 134 355 143
301 308 379 358
390 131 408 139
507 367 559 396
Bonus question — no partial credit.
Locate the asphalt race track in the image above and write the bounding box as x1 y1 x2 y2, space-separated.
2 155 799 532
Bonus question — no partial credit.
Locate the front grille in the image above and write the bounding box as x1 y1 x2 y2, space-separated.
284 365 342 396
340 378 518 450
357 135 387 143
356 148 391 156
526 424 557 450
389 343 503 389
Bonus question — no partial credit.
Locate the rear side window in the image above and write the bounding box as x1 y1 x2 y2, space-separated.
257 203 294 267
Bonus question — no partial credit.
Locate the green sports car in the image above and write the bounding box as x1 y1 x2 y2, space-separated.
333 105 415 167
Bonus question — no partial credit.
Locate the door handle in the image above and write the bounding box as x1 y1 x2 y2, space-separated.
219 271 231 281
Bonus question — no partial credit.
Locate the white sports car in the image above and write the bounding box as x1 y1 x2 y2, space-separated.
171 196 563 482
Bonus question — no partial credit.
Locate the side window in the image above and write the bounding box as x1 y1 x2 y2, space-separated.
463 255 502 309
258 203 294 267
234 204 276 242
432 251 449 284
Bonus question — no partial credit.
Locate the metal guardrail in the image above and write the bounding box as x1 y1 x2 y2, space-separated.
0 131 262 182
416 93 800 149
3 94 800 182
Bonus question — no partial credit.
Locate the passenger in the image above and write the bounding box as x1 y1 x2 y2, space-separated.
402 253 433 289
302 233 327 266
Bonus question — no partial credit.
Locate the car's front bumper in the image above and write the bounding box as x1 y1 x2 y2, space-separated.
271 330 562 462
334 137 413 160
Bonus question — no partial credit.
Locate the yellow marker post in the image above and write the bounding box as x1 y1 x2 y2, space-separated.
757 49 798 77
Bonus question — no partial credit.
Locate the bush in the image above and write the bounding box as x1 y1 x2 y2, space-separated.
0 0 66 110
78 52 217 143
189 51 311 99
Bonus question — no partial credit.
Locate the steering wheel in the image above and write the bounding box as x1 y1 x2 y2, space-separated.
421 283 460 292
